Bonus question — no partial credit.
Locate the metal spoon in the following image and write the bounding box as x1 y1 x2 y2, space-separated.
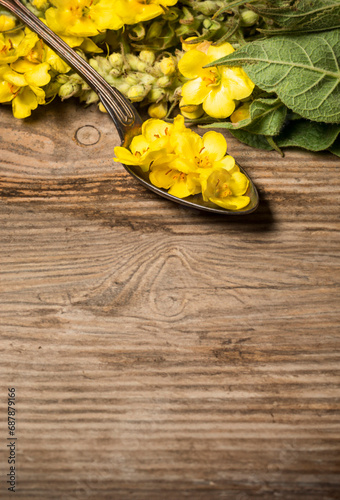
0 0 259 215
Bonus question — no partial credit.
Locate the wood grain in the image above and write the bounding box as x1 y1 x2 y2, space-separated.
0 100 339 500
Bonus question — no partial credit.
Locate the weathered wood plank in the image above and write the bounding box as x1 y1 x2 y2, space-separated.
0 101 339 499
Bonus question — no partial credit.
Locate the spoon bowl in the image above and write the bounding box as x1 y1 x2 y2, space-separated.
0 0 259 215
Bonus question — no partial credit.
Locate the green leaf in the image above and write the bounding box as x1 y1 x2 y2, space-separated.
276 120 340 150
329 136 340 155
227 128 274 150
211 29 340 123
201 97 287 136
253 0 340 34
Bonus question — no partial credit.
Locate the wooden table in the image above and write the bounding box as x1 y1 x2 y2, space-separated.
1 101 339 499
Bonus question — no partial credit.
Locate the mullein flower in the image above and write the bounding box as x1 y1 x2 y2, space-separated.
44 0 124 38
114 115 250 210
115 0 178 25
0 63 49 118
178 40 254 119
0 11 16 32
0 30 69 117
0 29 38 64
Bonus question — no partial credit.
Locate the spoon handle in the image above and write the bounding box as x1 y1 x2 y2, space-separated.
0 0 142 141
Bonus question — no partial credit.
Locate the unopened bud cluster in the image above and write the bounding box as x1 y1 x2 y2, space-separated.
57 49 183 118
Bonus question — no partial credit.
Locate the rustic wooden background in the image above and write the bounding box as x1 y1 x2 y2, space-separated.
0 100 339 499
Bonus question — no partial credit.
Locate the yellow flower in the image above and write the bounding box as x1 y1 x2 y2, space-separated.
178 41 254 119
0 62 50 118
115 0 177 25
31 0 50 10
230 102 251 123
0 13 16 32
203 168 250 210
45 0 124 38
0 29 69 118
0 29 38 64
149 166 201 198
114 116 250 210
114 115 186 171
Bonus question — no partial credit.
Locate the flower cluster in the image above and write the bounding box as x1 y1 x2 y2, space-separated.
178 40 254 119
43 0 177 43
0 0 179 118
114 115 250 210
0 27 69 118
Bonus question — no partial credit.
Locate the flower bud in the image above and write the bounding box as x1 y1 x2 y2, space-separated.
156 76 172 88
139 50 155 66
148 87 165 102
31 0 50 10
139 73 155 86
192 0 223 16
160 57 176 76
110 67 123 77
150 61 163 78
240 9 259 26
148 101 168 119
90 57 111 76
126 53 147 72
124 74 139 87
127 84 147 102
180 99 204 119
84 91 99 105
56 74 69 84
108 52 124 68
58 82 80 99
115 81 131 95
89 58 99 72
179 99 198 114
146 20 164 39
0 14 16 31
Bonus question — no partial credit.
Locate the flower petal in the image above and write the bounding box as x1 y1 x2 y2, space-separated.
12 87 38 118
2 68 27 87
25 62 51 87
0 81 16 102
221 67 254 100
209 195 250 211
171 129 202 160
130 135 150 155
149 166 177 190
168 178 193 198
229 171 249 196
207 42 234 62
142 118 170 143
10 59 37 73
202 87 235 119
113 146 141 166
214 155 237 173
181 77 210 106
178 49 210 79
202 131 227 161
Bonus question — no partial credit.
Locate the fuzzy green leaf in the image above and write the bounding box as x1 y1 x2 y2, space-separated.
253 0 340 34
211 29 340 123
201 97 287 136
276 120 340 150
228 129 274 150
